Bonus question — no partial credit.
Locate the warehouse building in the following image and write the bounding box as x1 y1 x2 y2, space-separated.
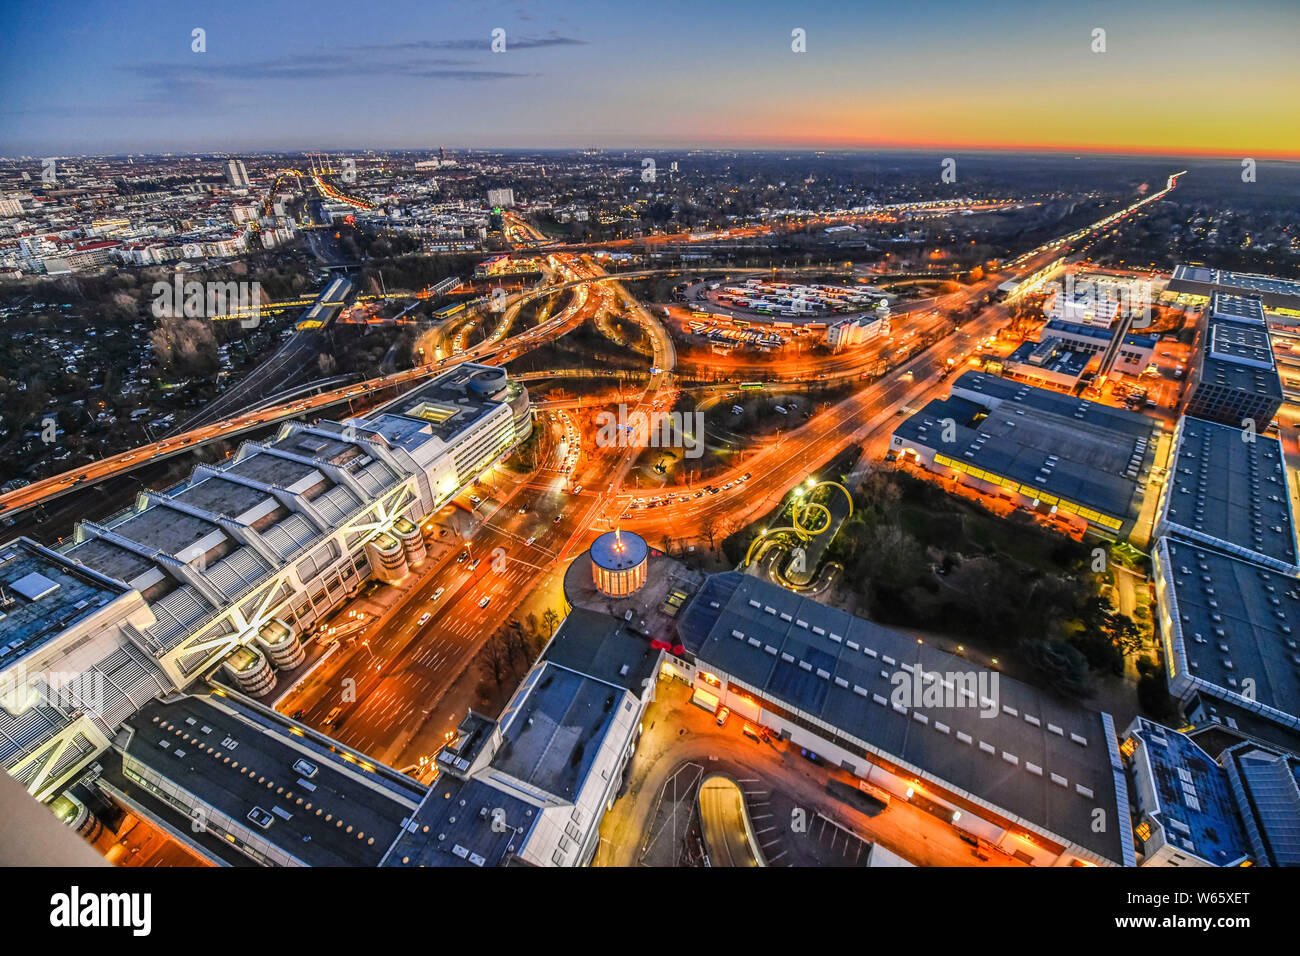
890 371 1162 538
672 571 1134 867
1181 293 1283 428
1153 416 1299 574
1168 265 1300 312
1152 537 1300 733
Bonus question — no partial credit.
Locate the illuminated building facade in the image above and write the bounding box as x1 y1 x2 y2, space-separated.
0 364 530 803
890 371 1161 539
590 530 648 598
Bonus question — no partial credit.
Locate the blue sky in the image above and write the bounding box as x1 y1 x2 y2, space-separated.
1 0 1297 156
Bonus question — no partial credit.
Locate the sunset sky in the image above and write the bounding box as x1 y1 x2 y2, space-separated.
1 0 1297 157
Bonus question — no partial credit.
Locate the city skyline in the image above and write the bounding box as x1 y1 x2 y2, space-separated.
2 0 1298 158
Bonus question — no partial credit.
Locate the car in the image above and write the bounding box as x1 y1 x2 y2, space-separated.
432 587 445 601
247 807 274 830
517 506 527 515
468 558 481 571
553 514 562 523
469 495 482 505
478 596 491 609
292 758 319 779
525 536 536 546
571 485 582 495
715 706 730 727
693 491 704 499
323 706 342 726
456 552 468 564
417 612 431 626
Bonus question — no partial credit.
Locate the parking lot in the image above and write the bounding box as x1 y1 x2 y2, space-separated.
598 678 1020 867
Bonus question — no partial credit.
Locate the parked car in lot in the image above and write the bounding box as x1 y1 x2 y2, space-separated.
715 706 730 727
247 807 274 830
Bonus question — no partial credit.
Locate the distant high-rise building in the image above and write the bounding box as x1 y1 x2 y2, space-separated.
223 159 250 189
487 187 515 209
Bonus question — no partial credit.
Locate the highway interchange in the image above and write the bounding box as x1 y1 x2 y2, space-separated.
2 181 1185 782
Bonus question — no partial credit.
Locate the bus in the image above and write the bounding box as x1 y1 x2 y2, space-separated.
739 382 764 390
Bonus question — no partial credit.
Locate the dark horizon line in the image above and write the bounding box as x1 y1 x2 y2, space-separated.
3 144 1298 164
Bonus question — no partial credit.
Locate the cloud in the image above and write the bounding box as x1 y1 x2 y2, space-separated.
356 32 585 53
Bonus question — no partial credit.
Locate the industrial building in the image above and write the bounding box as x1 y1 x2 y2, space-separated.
1037 319 1157 376
1120 716 1299 867
1168 265 1300 312
1181 293 1283 428
1153 416 1299 574
0 363 531 804
1152 537 1300 733
1002 337 1093 389
672 571 1134 867
890 371 1162 538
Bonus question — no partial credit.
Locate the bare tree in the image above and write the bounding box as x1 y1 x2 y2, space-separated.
542 607 561 637
479 631 513 689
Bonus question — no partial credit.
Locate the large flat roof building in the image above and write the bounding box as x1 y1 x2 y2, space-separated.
1152 537 1300 733
1154 416 1299 574
2 363 530 803
674 571 1134 867
1168 265 1300 312
382 606 659 868
101 693 423 867
1182 293 1283 428
891 371 1161 538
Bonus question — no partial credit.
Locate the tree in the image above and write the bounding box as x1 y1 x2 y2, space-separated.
700 513 720 552
503 623 535 671
479 630 513 689
542 607 561 637
1020 638 1091 698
